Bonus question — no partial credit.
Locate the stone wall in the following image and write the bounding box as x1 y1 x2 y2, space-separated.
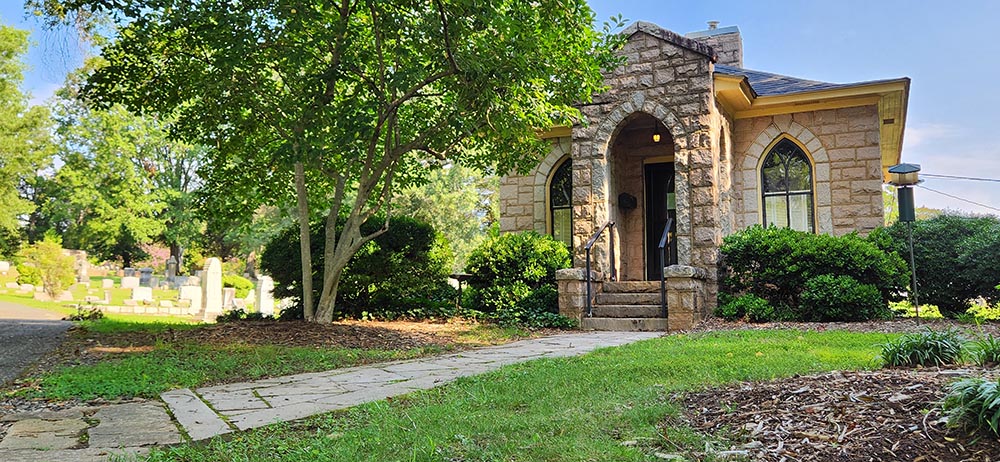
731 107 884 236
692 30 742 68
498 136 572 236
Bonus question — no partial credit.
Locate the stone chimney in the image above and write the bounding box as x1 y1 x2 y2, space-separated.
685 21 743 68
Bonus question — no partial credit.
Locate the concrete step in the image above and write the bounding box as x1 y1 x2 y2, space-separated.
602 281 661 293
595 292 662 306
591 305 664 318
580 317 668 331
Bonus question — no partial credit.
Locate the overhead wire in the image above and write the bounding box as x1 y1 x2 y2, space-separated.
921 173 1000 183
915 184 1000 213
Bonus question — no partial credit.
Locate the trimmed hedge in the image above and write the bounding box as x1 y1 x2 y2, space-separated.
720 225 906 322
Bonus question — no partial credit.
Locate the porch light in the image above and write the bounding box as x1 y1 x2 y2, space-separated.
652 126 662 143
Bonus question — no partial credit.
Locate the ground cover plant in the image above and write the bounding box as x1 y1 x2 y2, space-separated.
943 376 1000 437
879 328 966 367
142 329 888 462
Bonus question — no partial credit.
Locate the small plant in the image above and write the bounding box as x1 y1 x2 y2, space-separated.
879 328 966 367
971 334 1000 367
216 308 275 323
715 293 773 322
942 376 1000 436
65 306 105 321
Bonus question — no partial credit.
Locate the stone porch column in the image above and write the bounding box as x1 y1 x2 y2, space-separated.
665 265 707 330
556 268 602 322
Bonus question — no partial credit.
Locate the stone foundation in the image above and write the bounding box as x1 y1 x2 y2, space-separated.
556 268 602 322
664 265 707 330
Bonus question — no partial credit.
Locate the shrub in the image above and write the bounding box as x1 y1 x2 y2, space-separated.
884 214 1000 318
216 308 274 323
222 274 254 299
971 334 1000 367
799 274 889 322
261 215 453 320
715 293 776 322
880 328 966 367
720 225 907 322
464 231 573 328
15 262 42 286
18 239 76 298
943 376 1000 436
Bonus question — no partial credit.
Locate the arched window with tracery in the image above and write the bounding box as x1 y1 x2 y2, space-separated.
761 138 814 232
549 158 573 246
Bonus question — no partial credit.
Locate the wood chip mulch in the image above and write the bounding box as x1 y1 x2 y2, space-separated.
671 368 1000 462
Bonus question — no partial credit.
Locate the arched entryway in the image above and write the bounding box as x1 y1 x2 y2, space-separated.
608 112 678 281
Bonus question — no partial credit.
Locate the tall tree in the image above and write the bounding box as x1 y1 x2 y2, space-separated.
0 23 54 238
40 0 623 322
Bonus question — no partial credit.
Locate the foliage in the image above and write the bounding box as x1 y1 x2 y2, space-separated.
65 305 105 321
720 225 907 321
261 216 453 320
884 214 1000 317
0 24 55 233
221 274 254 299
140 330 888 462
464 231 572 327
715 293 779 322
18 238 76 298
40 0 624 323
15 262 42 286
889 300 944 319
799 274 889 322
971 334 1000 367
943 376 1000 437
879 328 966 367
215 308 273 323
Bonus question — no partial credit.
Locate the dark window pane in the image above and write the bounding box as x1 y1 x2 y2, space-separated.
760 139 814 233
550 159 573 246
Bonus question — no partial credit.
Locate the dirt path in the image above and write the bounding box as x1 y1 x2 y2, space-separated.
0 300 69 385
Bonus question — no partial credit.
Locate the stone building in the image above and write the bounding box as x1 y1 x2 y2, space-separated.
498 21 909 331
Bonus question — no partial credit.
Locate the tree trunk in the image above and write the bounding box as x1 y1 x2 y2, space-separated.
169 242 183 275
293 161 315 321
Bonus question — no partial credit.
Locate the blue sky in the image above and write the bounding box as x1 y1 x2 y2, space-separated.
3 1 1000 215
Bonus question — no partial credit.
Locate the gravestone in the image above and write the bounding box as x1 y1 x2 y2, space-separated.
5 282 18 289
256 276 275 316
19 284 34 293
101 279 114 289
123 268 136 277
121 277 140 289
132 287 154 302
166 257 177 281
57 290 73 302
0 261 9 274
139 268 154 287
104 290 111 304
222 287 236 309
150 277 160 289
184 276 200 286
179 285 201 315
172 276 189 288
201 258 223 319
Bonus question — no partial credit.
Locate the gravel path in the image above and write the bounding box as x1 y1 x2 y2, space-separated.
0 300 70 385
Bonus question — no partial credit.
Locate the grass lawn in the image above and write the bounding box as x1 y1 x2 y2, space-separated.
143 329 894 462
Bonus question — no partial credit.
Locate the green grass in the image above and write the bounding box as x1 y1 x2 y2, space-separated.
144 329 893 462
29 343 446 401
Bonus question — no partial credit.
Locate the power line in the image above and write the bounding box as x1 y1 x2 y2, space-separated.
916 184 1000 213
922 173 1000 183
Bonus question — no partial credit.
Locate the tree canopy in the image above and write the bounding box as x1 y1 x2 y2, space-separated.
39 0 623 322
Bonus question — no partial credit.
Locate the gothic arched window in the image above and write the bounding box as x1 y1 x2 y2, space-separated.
549 158 573 246
761 138 814 232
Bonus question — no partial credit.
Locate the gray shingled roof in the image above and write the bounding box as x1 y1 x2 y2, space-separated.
715 64 900 97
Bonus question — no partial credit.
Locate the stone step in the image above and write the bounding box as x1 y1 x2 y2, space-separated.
602 281 662 293
580 317 668 331
595 292 662 306
591 305 664 318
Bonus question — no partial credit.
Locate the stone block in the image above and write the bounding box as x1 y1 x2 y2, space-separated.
256 276 275 316
202 257 224 317
101 278 114 289
121 276 140 289
132 287 153 302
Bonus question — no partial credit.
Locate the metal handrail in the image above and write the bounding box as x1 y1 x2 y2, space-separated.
658 218 675 318
584 220 616 317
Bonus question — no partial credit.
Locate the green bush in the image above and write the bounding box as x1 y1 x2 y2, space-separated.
15 262 42 286
720 225 907 322
879 328 965 367
799 274 888 322
971 334 1000 367
943 376 1000 436
216 308 274 323
715 293 776 322
464 231 574 328
261 215 454 320
18 239 76 298
222 274 254 299
884 214 1000 318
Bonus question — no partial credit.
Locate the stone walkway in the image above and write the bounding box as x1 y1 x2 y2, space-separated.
0 331 660 462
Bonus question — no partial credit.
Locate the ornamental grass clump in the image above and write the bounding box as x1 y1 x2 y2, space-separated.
942 376 1000 436
879 328 966 367
971 334 1000 367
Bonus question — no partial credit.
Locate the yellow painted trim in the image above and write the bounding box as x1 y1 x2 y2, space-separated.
733 95 881 119
755 134 819 234
539 126 572 139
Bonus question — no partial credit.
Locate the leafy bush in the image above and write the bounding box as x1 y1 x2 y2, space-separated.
464 231 573 328
799 274 889 322
943 376 1000 436
261 215 453 320
880 328 966 367
720 225 906 322
65 306 105 321
222 274 254 299
971 334 1000 367
216 308 274 323
884 214 1000 317
15 262 41 285
715 293 776 322
18 238 77 298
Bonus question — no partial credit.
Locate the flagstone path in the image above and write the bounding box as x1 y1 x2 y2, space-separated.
0 331 660 461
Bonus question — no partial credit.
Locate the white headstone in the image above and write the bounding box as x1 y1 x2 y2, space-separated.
202 258 223 318
256 276 275 316
0 261 9 273
58 290 74 302
222 287 236 309
179 285 202 315
101 279 114 289
19 283 34 293
132 287 153 302
121 277 140 289
5 282 18 289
